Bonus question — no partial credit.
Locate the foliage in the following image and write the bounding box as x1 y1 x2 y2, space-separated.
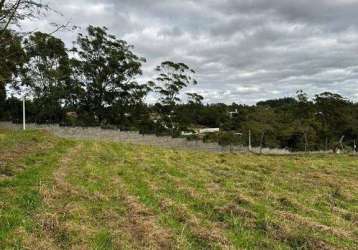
152 61 197 134
0 0 48 120
0 0 47 31
0 30 25 119
1 21 358 151
70 26 147 125
153 61 197 107
17 32 70 123
187 92 203 105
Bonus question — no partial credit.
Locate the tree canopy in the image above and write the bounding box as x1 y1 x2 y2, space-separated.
1 6 358 152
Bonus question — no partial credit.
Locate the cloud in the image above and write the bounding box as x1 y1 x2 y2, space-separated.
19 0 358 104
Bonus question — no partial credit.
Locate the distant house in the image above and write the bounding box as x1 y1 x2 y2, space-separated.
181 128 220 137
181 131 194 136
229 109 239 118
198 128 220 134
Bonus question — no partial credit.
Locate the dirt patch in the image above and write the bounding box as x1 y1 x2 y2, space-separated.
0 136 56 179
14 228 60 250
188 220 231 248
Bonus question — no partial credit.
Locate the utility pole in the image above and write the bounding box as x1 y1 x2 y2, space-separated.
22 96 26 130
248 129 252 151
354 139 356 154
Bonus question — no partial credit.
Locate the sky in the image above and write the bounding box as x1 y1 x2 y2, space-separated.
20 0 358 104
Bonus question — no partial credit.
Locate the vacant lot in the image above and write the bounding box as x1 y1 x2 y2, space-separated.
0 129 357 249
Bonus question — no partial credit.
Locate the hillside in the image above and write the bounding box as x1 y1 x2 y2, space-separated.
0 129 357 249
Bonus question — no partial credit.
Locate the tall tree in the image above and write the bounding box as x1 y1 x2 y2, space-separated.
187 92 203 105
314 92 352 144
19 32 70 122
0 30 24 119
71 26 145 124
294 90 317 151
152 61 197 134
0 0 48 119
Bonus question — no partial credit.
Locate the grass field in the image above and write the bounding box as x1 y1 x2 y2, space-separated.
0 129 357 249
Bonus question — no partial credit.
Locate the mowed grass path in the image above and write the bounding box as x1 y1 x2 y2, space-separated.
0 129 357 249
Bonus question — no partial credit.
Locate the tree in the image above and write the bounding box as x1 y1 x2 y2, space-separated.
174 93 204 128
0 1 49 80
18 32 70 123
294 90 316 151
314 92 352 147
0 0 47 30
187 92 203 105
0 30 25 119
257 97 297 108
0 0 49 119
153 61 197 134
71 26 145 125
240 106 278 149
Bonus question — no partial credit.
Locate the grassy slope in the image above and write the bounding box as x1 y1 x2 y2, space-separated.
0 129 357 249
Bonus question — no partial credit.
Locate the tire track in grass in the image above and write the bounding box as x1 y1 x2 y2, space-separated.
0 134 76 249
155 152 357 249
34 141 119 249
88 141 176 249
108 144 352 249
110 177 175 249
20 142 85 249
121 145 269 249
103 143 235 249
35 141 176 249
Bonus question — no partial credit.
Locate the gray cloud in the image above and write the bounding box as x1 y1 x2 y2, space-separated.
20 0 358 104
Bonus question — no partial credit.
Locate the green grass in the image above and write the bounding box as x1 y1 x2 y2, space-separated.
0 129 76 248
0 129 357 249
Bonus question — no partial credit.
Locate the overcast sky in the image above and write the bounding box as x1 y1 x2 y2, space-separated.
20 0 358 104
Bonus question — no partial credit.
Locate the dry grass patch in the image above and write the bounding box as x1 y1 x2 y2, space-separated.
0 130 57 178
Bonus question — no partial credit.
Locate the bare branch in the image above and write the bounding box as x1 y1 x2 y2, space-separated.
1 0 21 34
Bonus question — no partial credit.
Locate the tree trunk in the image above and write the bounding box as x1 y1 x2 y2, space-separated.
0 80 6 120
339 135 345 151
304 132 308 152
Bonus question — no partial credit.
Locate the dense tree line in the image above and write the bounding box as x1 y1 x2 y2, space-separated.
1 1 358 151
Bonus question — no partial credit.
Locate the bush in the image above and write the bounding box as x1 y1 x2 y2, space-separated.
203 132 219 143
218 132 235 146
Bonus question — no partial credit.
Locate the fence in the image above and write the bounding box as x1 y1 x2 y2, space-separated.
0 122 291 154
